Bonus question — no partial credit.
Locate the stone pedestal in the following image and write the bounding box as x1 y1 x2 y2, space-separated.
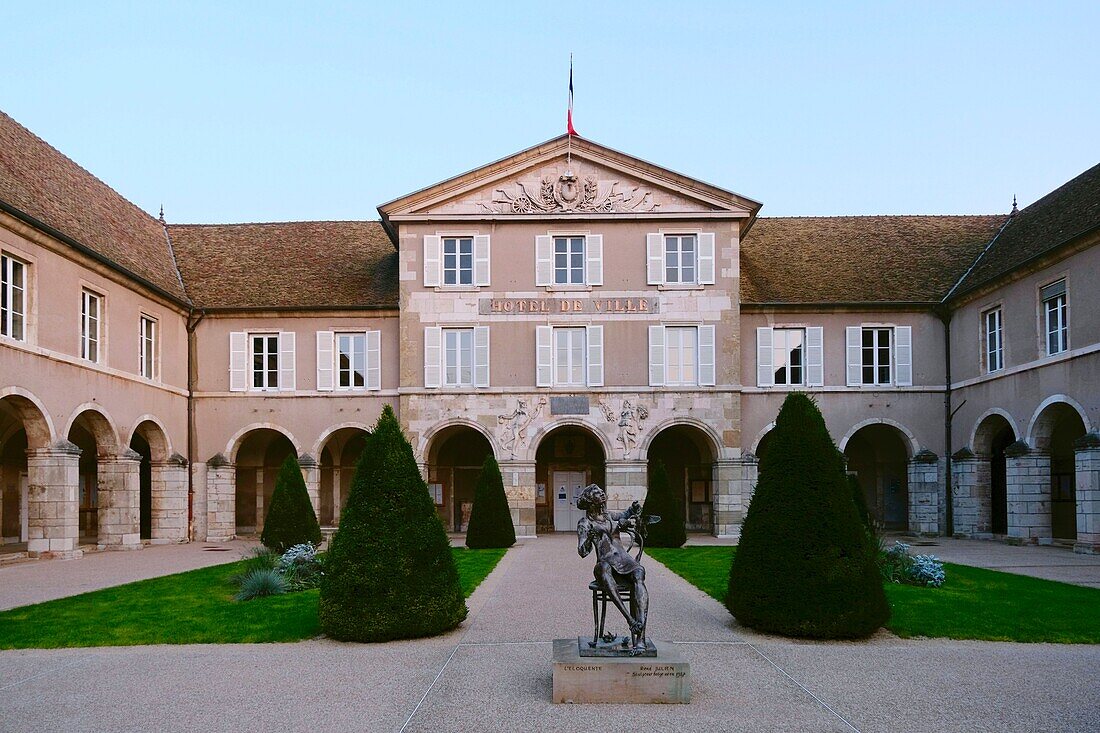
26 440 82 556
1074 433 1100 554
907 450 940 535
552 638 690 704
499 459 536 538
96 449 143 550
205 454 236 542
150 453 188 543
1005 442 1051 543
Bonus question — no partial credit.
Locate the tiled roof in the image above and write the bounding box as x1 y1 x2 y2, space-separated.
169 221 398 309
951 162 1100 297
0 111 188 301
740 215 1008 304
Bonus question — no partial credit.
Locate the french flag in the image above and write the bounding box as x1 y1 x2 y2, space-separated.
567 57 578 137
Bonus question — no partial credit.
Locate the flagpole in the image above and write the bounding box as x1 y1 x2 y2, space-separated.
567 53 573 166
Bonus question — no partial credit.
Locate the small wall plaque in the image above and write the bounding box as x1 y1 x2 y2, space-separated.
551 396 590 415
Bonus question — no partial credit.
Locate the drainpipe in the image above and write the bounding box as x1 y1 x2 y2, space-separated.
937 305 954 537
185 309 206 540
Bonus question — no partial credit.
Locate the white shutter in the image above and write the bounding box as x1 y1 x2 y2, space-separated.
586 325 604 387
316 330 334 392
697 232 716 285
536 325 553 387
756 327 773 387
535 235 553 286
894 325 912 387
586 234 603 286
279 331 296 391
473 326 490 388
424 326 442 388
365 329 381 391
806 326 824 387
473 234 491 287
698 325 716 386
229 331 248 392
846 326 863 387
648 325 666 386
646 233 664 285
423 235 442 287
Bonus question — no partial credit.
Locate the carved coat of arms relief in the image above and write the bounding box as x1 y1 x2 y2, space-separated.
477 169 660 215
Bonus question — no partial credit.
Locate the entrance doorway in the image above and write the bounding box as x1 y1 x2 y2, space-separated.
426 426 494 532
844 423 911 531
552 470 586 532
535 426 605 533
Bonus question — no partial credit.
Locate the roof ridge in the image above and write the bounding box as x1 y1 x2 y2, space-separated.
757 213 1005 221
169 219 384 227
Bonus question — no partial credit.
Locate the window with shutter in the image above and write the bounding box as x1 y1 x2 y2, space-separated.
756 327 774 387
366 329 381 390
473 326 489 388
1 253 27 341
586 325 604 387
698 325 715 386
805 326 824 387
316 330 334 392
845 326 862 387
586 234 603 286
894 326 912 387
250 333 279 390
423 235 441 287
697 233 716 285
535 235 553 286
424 327 442 388
648 325 665 386
646 233 664 285
442 328 475 387
473 235 491 286
278 331 296 391
1041 279 1068 355
536 325 553 387
229 331 248 392
335 332 366 390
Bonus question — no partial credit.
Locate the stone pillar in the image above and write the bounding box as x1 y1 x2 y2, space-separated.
26 440 82 557
713 457 753 539
205 453 236 542
1074 432 1100 554
255 468 265 533
299 453 321 519
907 449 940 535
150 452 188 544
97 449 143 550
499 459 536 538
1004 441 1051 543
191 460 207 541
605 460 646 513
951 448 991 536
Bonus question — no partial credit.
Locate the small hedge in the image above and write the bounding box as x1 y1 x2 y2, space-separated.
726 393 889 639
642 459 686 548
465 455 516 549
260 455 322 553
319 405 467 642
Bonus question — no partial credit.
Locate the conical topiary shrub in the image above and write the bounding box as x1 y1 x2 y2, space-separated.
320 405 467 641
726 393 889 639
642 459 687 548
465 455 516 549
260 454 322 553
847 473 875 537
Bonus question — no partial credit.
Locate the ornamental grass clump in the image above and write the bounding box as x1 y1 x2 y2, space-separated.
234 568 287 601
642 459 686 548
726 393 890 639
277 543 324 591
880 541 945 588
320 405 467 642
260 455 322 553
465 455 516 549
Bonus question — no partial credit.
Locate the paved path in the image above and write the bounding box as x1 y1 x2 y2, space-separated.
0 541 257 611
2 535 1099 732
891 536 1100 589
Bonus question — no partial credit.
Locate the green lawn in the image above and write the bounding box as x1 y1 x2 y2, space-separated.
647 546 1100 644
0 547 506 649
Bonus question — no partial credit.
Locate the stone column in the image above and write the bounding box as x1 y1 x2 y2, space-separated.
191 460 207 541
255 468 265 533
205 453 236 542
150 452 188 544
1074 432 1100 554
713 457 753 539
605 459 647 513
97 449 143 550
499 459 536 538
907 449 940 535
299 453 321 519
951 448 991 536
1004 441 1051 543
26 440 82 557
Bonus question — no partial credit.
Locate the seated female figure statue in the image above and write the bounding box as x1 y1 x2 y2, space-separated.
576 484 650 652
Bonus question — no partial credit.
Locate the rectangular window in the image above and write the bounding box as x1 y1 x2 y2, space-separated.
251 334 279 390
664 234 697 284
772 328 805 385
1 253 26 341
1042 280 1068 355
984 308 1003 373
553 236 586 285
443 328 474 387
665 326 699 386
861 327 891 385
336 332 367 389
139 315 157 379
81 290 102 362
553 327 586 386
442 237 473 286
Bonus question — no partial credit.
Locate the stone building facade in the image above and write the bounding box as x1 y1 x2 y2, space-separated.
0 110 1097 556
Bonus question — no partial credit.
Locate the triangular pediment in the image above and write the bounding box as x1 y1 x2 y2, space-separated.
379 135 761 222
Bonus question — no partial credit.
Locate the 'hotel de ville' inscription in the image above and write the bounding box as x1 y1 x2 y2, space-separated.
479 297 660 316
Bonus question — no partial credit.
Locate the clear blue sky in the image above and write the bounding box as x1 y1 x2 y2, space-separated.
2 2 1097 222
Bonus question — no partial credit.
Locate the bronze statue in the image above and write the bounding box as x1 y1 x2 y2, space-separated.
576 484 657 654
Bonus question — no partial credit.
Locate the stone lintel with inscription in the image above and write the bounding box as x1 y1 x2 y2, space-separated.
479 296 659 316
